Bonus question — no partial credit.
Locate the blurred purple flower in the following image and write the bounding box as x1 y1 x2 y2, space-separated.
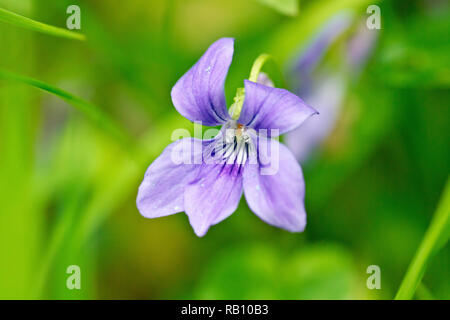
285 14 377 162
137 38 317 237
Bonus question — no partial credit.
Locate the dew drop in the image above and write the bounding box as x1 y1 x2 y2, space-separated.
256 185 260 191
174 205 180 211
205 66 211 73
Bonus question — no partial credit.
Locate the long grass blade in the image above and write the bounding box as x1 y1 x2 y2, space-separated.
0 7 85 41
395 177 450 299
0 69 134 150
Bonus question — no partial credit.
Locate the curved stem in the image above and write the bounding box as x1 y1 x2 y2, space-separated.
229 54 273 120
395 177 450 299
248 53 271 82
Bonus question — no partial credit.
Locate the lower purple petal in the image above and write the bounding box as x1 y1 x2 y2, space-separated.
136 138 206 218
184 164 243 237
243 136 307 232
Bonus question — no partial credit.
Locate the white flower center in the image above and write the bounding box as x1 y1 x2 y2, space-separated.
205 120 256 166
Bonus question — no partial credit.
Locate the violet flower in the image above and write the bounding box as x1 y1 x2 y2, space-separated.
285 14 377 162
137 38 317 237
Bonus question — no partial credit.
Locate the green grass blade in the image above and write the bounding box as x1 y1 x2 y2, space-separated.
0 69 134 151
395 177 450 300
415 283 435 300
0 7 85 41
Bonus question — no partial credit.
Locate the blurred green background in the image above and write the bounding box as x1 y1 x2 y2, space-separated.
0 0 448 299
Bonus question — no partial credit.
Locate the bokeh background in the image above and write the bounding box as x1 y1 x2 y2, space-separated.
0 0 449 299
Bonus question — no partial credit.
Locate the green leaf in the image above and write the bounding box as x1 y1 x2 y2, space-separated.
194 243 361 299
0 18 40 299
254 0 299 16
374 7 450 88
193 245 281 299
0 7 85 41
281 244 357 299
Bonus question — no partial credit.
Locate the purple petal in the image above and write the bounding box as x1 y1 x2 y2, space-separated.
243 136 307 232
238 80 318 135
137 138 207 218
292 12 352 96
256 72 274 87
286 18 377 162
346 22 378 74
285 75 345 162
171 38 234 126
184 164 243 237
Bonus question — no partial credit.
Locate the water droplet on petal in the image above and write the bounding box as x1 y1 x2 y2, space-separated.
205 66 211 73
174 205 180 211
256 185 260 191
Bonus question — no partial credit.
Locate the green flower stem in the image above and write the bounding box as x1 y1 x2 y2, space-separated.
395 177 450 300
229 87 245 120
248 53 271 82
229 53 272 120
0 7 85 41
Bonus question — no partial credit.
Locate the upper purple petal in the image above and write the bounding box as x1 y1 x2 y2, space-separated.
243 136 307 232
136 138 207 218
184 163 243 237
171 38 234 126
238 80 318 136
